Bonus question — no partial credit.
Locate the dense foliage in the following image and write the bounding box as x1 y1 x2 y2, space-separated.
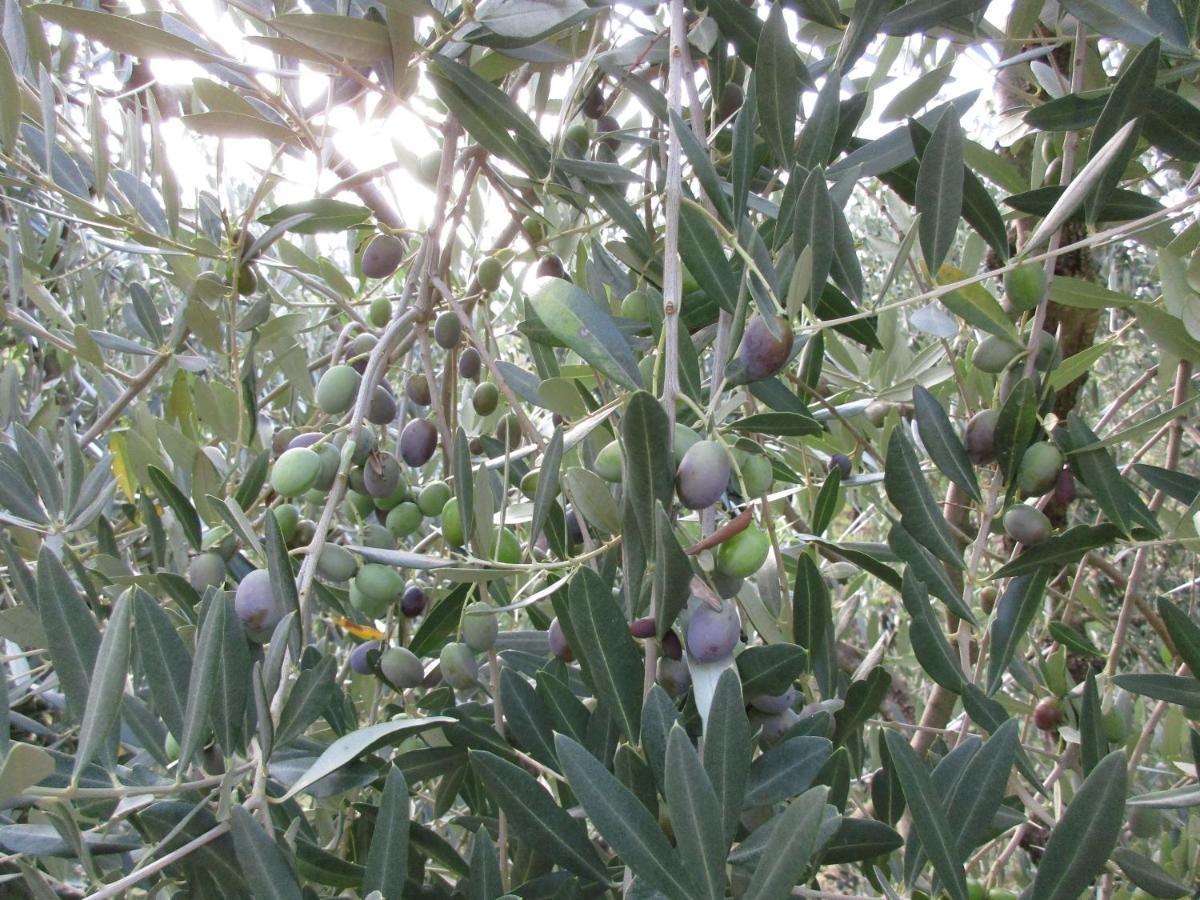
0 0 1198 897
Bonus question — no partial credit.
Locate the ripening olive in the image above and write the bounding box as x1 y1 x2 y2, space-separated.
739 315 794 381
477 256 503 292
472 382 499 416
347 333 377 374
355 563 403 604
965 409 999 466
711 572 744 599
374 478 410 511
1127 807 1162 839
362 234 405 280
459 346 482 380
386 501 422 538
380 647 424 688
369 296 392 327
686 600 741 662
495 413 522 449
434 311 462 349
596 114 621 152
316 365 362 416
401 584 428 618
400 419 439 467
286 431 322 451
1003 504 1052 545
234 569 284 638
1005 263 1045 313
1030 330 1060 371
236 264 257 296
349 640 381 676
316 544 358 583
972 334 1023 374
715 524 770 578
548 617 573 661
463 601 499 651
440 641 479 690
271 447 322 498
751 708 801 745
188 552 226 595
661 629 683 660
1033 697 1063 731
595 440 623 483
406 374 431 407
417 481 451 517
677 440 731 509
1016 441 1064 497
657 656 691 695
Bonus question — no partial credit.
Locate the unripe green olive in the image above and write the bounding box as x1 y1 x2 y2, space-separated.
472 382 499 416
271 447 321 497
595 439 623 483
1003 504 1052 545
462 601 499 651
380 647 424 688
972 334 1022 374
354 563 403 604
1016 441 1065 497
272 504 300 544
621 289 653 320
442 498 465 546
316 365 362 416
489 527 521 564
368 295 392 327
477 256 503 291
1005 263 1046 313
417 481 452 517
359 523 395 550
440 641 479 690
350 580 390 618
716 524 770 578
386 501 423 538
741 452 774 496
316 544 358 583
188 552 226 595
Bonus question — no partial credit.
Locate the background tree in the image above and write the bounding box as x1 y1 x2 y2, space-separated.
0 0 1197 898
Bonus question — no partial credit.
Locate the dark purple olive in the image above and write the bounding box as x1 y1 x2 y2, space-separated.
657 657 691 695
406 374 431 406
548 617 573 661
661 629 683 660
234 569 284 639
350 640 381 675
1053 468 1076 505
287 431 323 451
582 85 605 119
536 254 567 280
400 419 438 467
739 315 794 381
362 452 401 498
596 114 621 152
717 82 744 120
676 440 731 510
828 453 852 477
366 385 397 425
401 584 428 618
459 347 482 380
964 409 999 466
629 616 656 639
362 234 405 279
565 509 583 546
686 600 741 662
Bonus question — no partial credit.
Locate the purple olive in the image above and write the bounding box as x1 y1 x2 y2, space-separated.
350 640 381 675
548 617 573 661
1053 468 1076 505
749 686 797 714
828 453 852 477
234 569 284 638
400 419 438 467
366 385 397 425
362 452 402 498
661 629 683 660
536 255 567 280
686 600 741 662
362 234 405 279
657 657 691 696
459 347 482 381
287 432 323 451
739 315 794 381
565 510 584 546
582 85 605 119
964 409 999 466
676 440 731 510
629 616 657 639
434 311 462 349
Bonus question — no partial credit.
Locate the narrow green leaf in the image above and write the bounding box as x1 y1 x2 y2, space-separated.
882 0 988 34
1113 673 1200 707
882 730 968 900
731 78 757 222
948 719 1018 859
889 525 977 624
1112 848 1191 898
454 427 474 546
73 591 132 778
736 643 807 696
1054 414 1159 537
678 200 739 314
147 465 203 551
1049 277 1135 309
1143 87 1200 161
755 3 798 164
703 669 751 848
665 727 726 899
567 568 643 742
622 391 674 557
499 667 558 767
793 167 835 306
275 655 336 748
528 426 563 552
885 429 963 570
555 734 691 899
914 111 963 274
743 786 829 900
795 71 842 170
1134 464 1200 505
363 768 410 898
1080 670 1108 776
811 466 841 535
36 547 101 725
987 568 1051 695
210 592 251 755
229 805 303 900
1031 750 1127 900
529 278 641 391
992 523 1122 579
835 0 890 70
793 553 835 692
745 736 832 806
1157 597 1200 679
466 827 502 900
671 109 733 226
727 411 823 436
913 386 981 501
995 376 1038 484
900 574 964 693
654 502 694 639
641 684 680 792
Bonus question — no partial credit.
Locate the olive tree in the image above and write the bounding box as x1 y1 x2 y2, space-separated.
0 0 1197 897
